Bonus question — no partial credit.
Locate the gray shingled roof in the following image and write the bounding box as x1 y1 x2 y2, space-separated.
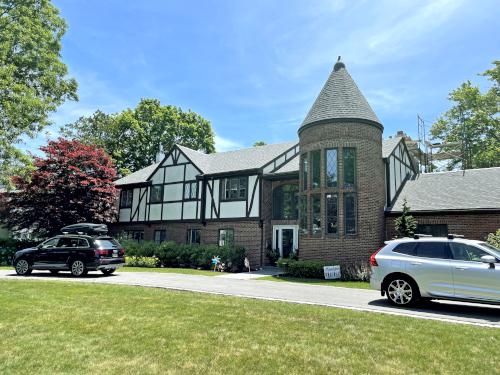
382 137 402 158
178 141 298 175
388 168 500 212
114 141 298 186
114 162 160 186
300 60 381 131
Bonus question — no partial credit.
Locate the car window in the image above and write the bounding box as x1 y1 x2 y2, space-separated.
415 242 451 259
450 243 489 262
393 242 417 256
94 239 120 249
57 237 81 248
478 242 500 259
40 238 59 249
78 238 90 248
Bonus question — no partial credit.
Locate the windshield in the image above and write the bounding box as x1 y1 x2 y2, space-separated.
94 239 120 249
478 242 500 258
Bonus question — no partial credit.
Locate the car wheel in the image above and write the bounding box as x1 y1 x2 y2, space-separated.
386 277 420 306
70 260 87 277
101 269 115 276
15 259 32 276
49 270 59 275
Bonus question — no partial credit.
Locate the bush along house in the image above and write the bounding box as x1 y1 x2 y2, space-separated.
110 59 500 267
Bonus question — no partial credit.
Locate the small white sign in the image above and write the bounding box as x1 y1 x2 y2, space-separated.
323 265 341 280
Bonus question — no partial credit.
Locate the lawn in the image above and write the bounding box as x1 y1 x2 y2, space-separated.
260 275 370 289
119 266 220 276
1 281 498 374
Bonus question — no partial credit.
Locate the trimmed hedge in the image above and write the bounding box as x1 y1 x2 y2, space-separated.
121 240 247 272
0 239 39 266
277 259 339 279
125 256 160 268
277 258 371 281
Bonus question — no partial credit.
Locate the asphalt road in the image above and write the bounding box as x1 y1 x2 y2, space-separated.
1 269 499 328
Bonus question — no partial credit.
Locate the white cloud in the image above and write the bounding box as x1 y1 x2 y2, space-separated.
214 134 243 152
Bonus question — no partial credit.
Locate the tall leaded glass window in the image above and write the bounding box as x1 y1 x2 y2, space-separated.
312 194 321 235
311 150 321 189
299 195 308 234
300 153 308 191
344 193 357 235
325 193 338 235
325 149 338 187
273 184 299 220
343 148 356 188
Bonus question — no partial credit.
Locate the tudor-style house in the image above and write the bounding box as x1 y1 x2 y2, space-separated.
111 59 500 267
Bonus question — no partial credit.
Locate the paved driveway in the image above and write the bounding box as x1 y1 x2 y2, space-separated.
1 269 499 328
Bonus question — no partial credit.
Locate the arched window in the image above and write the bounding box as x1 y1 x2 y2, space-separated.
273 184 299 220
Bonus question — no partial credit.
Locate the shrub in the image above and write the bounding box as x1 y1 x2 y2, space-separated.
0 238 39 266
266 247 279 265
277 259 339 279
486 229 500 248
125 256 160 268
340 262 371 282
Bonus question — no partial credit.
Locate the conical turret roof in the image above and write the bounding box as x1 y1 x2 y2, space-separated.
299 58 382 133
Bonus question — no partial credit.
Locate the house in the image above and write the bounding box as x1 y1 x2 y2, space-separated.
110 59 500 267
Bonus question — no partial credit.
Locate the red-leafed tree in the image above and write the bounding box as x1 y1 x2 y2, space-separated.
3 138 118 238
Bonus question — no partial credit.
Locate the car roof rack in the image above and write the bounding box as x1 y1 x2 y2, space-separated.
413 234 433 239
447 234 464 239
61 223 108 236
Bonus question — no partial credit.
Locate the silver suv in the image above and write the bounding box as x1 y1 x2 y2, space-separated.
370 235 500 306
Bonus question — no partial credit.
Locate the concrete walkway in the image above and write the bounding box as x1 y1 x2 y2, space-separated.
1 269 498 328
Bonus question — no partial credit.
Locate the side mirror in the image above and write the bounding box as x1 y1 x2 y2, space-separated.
481 255 497 267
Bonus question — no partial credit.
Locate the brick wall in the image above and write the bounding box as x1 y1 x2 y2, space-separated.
110 220 263 267
298 121 386 263
385 212 500 241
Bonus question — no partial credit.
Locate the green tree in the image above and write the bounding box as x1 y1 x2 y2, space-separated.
394 199 417 238
253 141 267 147
0 0 78 187
486 229 500 248
62 99 215 175
430 61 499 170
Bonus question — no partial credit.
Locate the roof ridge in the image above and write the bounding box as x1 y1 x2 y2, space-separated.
177 140 298 157
418 167 500 176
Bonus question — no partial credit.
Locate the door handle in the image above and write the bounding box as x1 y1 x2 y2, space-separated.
410 262 422 266
455 266 468 270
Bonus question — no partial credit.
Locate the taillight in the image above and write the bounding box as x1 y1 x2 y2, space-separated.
370 246 384 267
94 249 108 257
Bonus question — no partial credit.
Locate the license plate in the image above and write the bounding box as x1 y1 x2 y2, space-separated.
112 250 118 258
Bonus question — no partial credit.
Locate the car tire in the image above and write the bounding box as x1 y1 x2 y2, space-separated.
101 269 115 276
385 276 420 306
70 260 87 277
49 270 59 275
14 259 32 276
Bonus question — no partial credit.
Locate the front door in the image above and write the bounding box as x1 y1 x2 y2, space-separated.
273 225 298 258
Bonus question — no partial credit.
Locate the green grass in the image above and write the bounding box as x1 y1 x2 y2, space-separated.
0 266 11 270
260 275 370 289
118 266 220 276
1 281 498 374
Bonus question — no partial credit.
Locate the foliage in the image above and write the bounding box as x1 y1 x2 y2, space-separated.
486 229 500 248
394 199 417 238
265 247 280 265
430 61 499 170
253 141 267 146
124 256 160 268
120 240 247 272
340 262 371 282
0 237 39 265
277 259 338 279
0 0 77 188
3 139 117 238
61 99 215 176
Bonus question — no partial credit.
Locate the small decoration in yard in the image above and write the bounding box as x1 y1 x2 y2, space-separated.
211 255 220 271
244 257 250 272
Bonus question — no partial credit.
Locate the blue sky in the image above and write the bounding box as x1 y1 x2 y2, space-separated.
29 0 499 153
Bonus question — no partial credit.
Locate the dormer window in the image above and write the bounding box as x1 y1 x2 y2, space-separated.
120 189 133 208
221 177 247 200
150 185 163 203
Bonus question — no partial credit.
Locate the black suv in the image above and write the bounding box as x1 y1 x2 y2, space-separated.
12 223 125 277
